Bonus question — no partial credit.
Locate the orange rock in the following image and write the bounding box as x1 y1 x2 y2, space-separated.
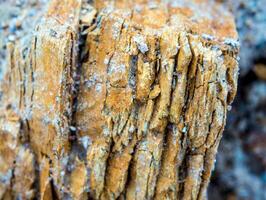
0 0 239 199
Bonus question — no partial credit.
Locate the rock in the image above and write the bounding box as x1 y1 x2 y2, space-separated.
0 0 239 199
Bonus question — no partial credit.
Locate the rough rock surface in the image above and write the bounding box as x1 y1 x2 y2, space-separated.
0 0 239 199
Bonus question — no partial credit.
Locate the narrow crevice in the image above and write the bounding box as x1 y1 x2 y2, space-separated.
20 120 41 199
30 36 37 111
18 54 23 109
70 2 99 136
50 179 59 200
129 55 138 98
100 138 114 198
32 157 41 200
177 34 197 199
122 134 139 196
22 47 28 104
153 124 173 198
145 153 154 199
64 2 99 198
177 154 189 199
8 164 16 200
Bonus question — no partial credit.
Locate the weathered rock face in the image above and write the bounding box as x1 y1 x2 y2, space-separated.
0 0 239 199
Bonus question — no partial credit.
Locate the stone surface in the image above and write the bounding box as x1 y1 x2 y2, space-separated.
0 0 239 199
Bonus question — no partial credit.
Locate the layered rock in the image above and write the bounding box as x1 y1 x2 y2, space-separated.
0 0 239 199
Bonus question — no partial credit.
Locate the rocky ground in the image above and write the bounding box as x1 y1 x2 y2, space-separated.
0 0 265 199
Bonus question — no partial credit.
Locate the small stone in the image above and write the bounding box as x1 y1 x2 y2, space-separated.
182 126 187 133
8 35 16 42
79 136 91 149
69 126 76 132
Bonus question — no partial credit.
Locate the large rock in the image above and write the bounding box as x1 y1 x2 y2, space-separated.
0 0 239 199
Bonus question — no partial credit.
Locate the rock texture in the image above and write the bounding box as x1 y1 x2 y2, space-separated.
0 0 239 199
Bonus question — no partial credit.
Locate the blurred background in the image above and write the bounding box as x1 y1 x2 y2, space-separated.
0 0 266 199
209 1 266 199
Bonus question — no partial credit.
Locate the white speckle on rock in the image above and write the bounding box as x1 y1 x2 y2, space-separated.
0 169 12 184
202 33 215 41
103 127 110 137
182 126 187 133
128 125 135 133
134 4 142 13
85 73 102 89
79 136 91 149
223 38 240 48
111 63 126 73
61 156 69 168
60 170 65 177
143 122 149 133
42 115 51 125
109 57 126 74
8 35 16 42
22 106 32 120
69 126 76 131
148 1 158 9
104 56 110 65
95 83 102 92
162 60 169 72
112 18 123 39
133 34 149 54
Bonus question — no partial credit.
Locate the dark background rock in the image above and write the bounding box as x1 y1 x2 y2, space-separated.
209 1 266 199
